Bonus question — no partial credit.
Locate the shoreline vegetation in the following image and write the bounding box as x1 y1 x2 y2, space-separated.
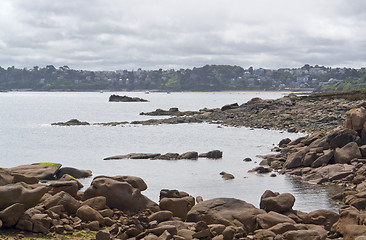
1 64 366 92
2 90 366 239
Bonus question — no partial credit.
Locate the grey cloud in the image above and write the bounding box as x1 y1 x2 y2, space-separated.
1 0 366 70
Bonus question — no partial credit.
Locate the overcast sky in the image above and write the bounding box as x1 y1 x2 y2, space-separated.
1 0 366 71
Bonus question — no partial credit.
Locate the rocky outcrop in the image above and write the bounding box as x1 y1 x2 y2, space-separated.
8 163 62 180
109 94 148 102
55 167 92 179
219 171 235 180
0 183 48 210
51 119 90 126
104 150 223 161
82 176 158 212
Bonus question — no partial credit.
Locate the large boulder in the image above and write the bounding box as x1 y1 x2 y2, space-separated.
311 150 334 168
345 107 366 131
76 205 104 224
284 147 309 169
332 208 366 240
94 175 148 191
82 177 158 212
48 180 79 198
0 203 25 227
308 209 339 231
56 167 92 179
186 198 265 233
43 191 81 214
0 183 48 210
326 128 359 150
159 196 195 221
260 190 295 213
8 163 62 180
334 142 362 164
256 211 296 229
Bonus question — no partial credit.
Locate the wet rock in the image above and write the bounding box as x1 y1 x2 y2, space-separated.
199 150 223 159
220 171 234 180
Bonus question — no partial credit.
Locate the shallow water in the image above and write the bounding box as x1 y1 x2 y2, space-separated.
0 91 341 212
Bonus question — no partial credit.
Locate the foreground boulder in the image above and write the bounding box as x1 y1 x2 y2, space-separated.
260 190 295 213
345 107 366 131
0 183 48 210
186 198 265 233
82 176 158 212
160 196 195 221
8 163 62 180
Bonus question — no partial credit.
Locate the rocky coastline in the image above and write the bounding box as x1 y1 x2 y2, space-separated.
4 93 366 239
52 94 365 133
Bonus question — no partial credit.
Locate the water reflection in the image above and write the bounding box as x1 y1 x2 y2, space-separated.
286 175 343 212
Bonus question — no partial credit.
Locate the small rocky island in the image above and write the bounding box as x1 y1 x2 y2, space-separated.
109 94 149 102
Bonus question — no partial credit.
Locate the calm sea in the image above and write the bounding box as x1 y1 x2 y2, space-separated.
0 91 341 212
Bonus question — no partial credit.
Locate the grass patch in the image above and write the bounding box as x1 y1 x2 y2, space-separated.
38 162 62 169
302 88 366 101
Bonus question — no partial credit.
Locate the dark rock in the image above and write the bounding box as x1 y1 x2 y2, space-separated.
334 142 362 164
51 119 90 126
56 167 92 179
109 94 148 102
178 152 198 160
199 150 223 159
260 190 295 213
221 103 239 111
0 203 25 227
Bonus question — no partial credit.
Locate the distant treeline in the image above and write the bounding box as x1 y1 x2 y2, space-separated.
0 64 365 91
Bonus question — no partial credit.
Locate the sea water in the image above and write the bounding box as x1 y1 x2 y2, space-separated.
0 91 341 212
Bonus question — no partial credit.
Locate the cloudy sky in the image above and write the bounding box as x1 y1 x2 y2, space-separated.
1 0 366 71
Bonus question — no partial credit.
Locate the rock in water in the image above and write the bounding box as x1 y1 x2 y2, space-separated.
109 94 148 102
